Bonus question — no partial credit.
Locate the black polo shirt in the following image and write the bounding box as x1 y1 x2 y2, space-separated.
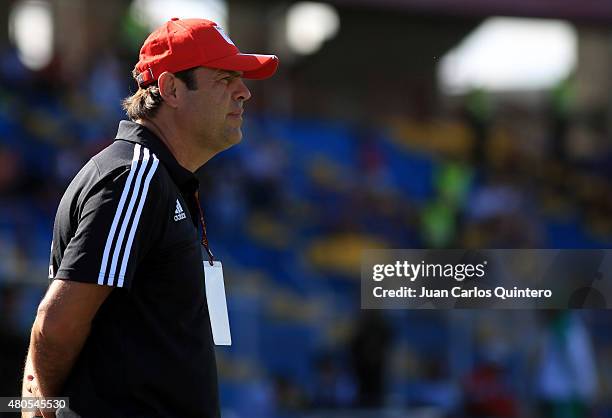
48 120 220 418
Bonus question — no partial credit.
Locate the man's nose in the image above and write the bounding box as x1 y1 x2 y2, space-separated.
234 78 252 102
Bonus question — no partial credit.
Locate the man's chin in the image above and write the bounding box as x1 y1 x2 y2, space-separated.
220 132 243 151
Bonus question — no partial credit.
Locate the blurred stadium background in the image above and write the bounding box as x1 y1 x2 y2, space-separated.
1 0 612 417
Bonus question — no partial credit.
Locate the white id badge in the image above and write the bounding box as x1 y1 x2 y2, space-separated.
203 261 232 346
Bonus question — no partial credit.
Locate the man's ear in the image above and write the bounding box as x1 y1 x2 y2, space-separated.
157 72 179 109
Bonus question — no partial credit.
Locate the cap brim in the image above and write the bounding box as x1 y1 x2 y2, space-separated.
204 53 279 80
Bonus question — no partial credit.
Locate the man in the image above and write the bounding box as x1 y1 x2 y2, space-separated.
22 18 278 418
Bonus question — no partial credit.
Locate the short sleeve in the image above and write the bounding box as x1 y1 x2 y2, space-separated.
56 150 161 289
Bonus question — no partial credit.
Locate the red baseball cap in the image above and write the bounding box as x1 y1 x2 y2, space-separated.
135 18 279 86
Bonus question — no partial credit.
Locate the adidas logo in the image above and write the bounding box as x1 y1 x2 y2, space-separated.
174 199 186 221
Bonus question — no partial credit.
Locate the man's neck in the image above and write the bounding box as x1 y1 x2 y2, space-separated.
136 118 215 172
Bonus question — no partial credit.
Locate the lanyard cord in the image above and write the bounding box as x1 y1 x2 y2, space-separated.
195 190 214 265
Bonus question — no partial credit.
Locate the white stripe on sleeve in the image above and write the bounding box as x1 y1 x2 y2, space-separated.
106 148 151 286
97 144 141 285
117 154 159 287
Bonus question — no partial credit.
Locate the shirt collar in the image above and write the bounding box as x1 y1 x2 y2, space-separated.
115 120 199 193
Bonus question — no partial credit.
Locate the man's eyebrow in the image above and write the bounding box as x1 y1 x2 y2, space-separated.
216 69 243 78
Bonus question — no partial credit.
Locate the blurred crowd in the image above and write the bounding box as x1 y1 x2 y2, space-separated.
1 12 612 416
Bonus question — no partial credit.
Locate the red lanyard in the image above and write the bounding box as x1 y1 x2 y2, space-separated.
194 190 214 266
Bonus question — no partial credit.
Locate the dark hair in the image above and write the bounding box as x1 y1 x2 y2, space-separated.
122 67 199 121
